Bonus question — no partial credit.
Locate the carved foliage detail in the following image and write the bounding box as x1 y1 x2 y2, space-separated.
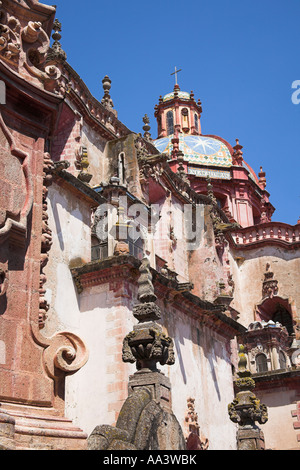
39 152 54 329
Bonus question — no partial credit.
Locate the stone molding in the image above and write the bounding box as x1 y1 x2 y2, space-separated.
70 255 246 341
229 222 300 250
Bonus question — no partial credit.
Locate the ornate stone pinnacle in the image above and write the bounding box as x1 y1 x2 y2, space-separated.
137 257 157 304
46 18 67 63
122 257 175 372
228 345 268 449
101 75 114 110
142 114 152 141
233 138 243 166
258 166 267 190
206 176 216 203
133 257 161 322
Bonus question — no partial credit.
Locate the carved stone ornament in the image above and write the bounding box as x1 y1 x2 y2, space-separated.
0 3 64 93
228 345 268 450
122 258 175 372
184 397 209 450
42 331 89 379
0 113 33 247
122 325 175 371
262 263 278 298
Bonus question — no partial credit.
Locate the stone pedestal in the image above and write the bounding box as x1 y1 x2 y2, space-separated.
128 370 172 411
237 426 265 450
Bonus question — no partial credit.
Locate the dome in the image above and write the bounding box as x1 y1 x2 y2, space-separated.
154 134 232 167
163 91 191 102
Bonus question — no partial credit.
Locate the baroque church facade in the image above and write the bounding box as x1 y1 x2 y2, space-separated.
0 0 299 450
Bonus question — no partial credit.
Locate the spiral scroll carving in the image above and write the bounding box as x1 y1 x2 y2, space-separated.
43 332 89 379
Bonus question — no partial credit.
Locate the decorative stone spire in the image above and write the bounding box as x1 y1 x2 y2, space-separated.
46 19 67 63
137 257 157 304
77 146 92 184
101 75 114 110
171 131 180 159
258 166 267 190
142 114 152 141
228 345 268 450
206 176 217 204
177 150 190 185
233 139 244 166
122 257 175 372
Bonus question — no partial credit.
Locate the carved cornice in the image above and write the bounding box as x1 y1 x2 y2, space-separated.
70 255 245 340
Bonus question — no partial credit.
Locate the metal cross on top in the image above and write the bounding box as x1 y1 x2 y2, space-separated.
171 66 182 85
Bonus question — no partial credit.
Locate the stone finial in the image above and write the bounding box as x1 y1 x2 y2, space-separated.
258 166 267 190
233 138 243 166
122 257 175 371
77 146 92 184
176 150 190 185
46 19 67 63
101 75 114 110
206 176 216 203
228 345 268 450
142 114 152 141
137 257 157 304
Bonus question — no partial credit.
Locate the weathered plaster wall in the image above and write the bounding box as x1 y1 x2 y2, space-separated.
56 275 237 449
256 388 299 450
153 194 190 283
81 123 107 187
44 181 92 336
65 283 136 434
159 303 237 450
188 206 224 302
229 245 300 328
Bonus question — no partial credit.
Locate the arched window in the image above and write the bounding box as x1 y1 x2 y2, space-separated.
166 111 174 135
181 108 189 131
194 113 199 133
279 351 287 370
256 353 268 373
272 304 294 336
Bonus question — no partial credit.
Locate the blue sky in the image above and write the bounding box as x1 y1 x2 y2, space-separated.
43 0 299 224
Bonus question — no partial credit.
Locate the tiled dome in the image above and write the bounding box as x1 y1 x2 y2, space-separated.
154 134 232 167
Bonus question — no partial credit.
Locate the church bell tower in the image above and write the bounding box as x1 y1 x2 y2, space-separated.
154 69 202 139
